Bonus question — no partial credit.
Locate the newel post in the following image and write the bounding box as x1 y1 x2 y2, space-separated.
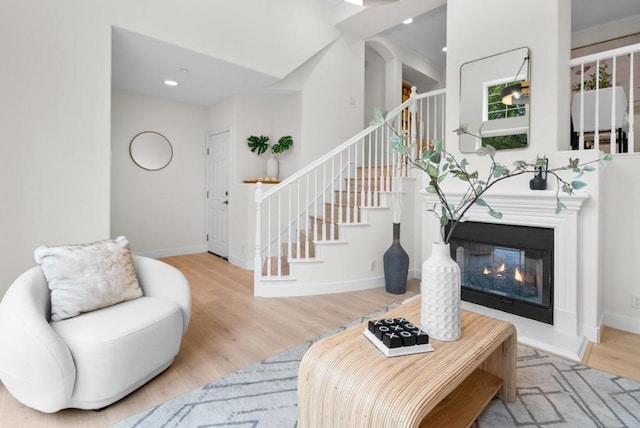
254 182 263 282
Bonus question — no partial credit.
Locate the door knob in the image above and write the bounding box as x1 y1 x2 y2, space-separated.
223 200 229 205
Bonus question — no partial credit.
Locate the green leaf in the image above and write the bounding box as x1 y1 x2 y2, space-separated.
369 108 385 126
440 215 449 226
390 135 403 146
476 146 489 156
583 165 595 172
492 164 509 177
272 135 293 154
534 157 548 167
475 198 488 207
489 209 503 219
555 200 567 215
460 158 468 168
426 164 439 178
426 185 437 193
393 141 410 156
247 135 270 155
571 180 587 190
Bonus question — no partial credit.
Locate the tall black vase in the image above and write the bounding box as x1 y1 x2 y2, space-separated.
383 223 410 294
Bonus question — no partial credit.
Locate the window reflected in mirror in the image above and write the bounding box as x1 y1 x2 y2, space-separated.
459 47 530 153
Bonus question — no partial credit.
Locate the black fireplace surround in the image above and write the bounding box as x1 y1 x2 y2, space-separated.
446 222 554 324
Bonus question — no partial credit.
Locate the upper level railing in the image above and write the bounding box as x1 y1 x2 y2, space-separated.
254 88 446 282
570 43 639 154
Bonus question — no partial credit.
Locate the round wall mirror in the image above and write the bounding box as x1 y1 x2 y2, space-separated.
129 131 173 171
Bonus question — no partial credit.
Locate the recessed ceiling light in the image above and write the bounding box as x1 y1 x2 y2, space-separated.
180 68 189 73
164 80 178 86
344 0 363 5
441 46 447 52
403 18 413 24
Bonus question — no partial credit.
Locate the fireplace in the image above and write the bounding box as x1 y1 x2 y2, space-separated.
446 221 554 324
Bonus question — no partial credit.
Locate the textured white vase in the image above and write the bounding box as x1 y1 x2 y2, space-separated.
421 242 461 341
266 154 279 179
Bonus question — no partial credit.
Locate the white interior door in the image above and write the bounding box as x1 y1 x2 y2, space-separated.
206 131 229 258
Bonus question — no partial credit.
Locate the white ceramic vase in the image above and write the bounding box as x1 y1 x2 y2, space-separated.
420 242 461 341
266 154 279 179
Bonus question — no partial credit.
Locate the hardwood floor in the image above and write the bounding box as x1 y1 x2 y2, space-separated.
0 252 638 426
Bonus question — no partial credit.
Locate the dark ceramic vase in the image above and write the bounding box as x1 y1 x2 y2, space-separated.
383 223 410 294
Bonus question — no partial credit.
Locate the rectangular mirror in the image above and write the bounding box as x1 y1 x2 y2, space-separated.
459 47 530 153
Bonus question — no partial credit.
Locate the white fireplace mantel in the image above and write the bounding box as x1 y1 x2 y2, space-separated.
421 189 591 361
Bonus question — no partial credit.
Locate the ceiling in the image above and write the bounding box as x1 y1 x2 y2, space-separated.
381 0 640 69
111 1 640 107
112 28 280 107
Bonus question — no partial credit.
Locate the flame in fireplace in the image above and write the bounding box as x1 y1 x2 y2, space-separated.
514 267 523 282
497 263 506 273
483 267 491 275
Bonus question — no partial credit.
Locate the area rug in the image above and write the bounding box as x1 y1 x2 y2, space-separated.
113 305 640 428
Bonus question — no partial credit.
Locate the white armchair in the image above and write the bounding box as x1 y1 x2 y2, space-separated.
0 255 191 413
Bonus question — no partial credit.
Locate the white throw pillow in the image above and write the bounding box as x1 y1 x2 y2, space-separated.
34 236 143 321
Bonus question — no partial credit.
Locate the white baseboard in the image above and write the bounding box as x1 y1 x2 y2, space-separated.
602 312 640 335
255 276 385 297
134 245 207 259
228 255 253 270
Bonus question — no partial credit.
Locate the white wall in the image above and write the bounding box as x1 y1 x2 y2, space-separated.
111 89 207 256
268 93 302 180
570 20 640 333
444 0 604 338
602 156 640 332
300 37 365 165
365 46 386 127
1 2 112 297
206 35 365 270
0 0 357 299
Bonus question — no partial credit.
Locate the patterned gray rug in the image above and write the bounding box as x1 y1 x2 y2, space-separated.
113 305 640 427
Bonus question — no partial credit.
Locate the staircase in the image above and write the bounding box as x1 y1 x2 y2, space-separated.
254 88 446 297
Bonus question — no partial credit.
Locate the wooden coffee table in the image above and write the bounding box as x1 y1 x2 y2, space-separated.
297 297 517 427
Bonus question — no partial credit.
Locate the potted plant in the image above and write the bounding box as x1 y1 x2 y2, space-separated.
371 108 610 341
570 63 628 142
247 135 293 180
571 63 612 93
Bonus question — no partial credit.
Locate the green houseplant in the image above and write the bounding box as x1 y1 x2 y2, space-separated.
571 63 612 93
247 135 294 179
247 135 293 155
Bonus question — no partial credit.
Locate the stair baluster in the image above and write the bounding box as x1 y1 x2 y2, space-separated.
254 88 446 296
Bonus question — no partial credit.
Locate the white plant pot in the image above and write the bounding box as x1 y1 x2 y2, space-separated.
420 242 461 341
266 154 279 179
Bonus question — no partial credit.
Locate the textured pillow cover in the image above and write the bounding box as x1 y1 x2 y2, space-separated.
34 236 143 321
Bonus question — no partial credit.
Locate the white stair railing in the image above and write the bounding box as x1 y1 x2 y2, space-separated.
570 43 639 153
254 88 446 285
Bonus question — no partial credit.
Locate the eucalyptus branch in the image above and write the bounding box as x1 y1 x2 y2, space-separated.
370 108 612 244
